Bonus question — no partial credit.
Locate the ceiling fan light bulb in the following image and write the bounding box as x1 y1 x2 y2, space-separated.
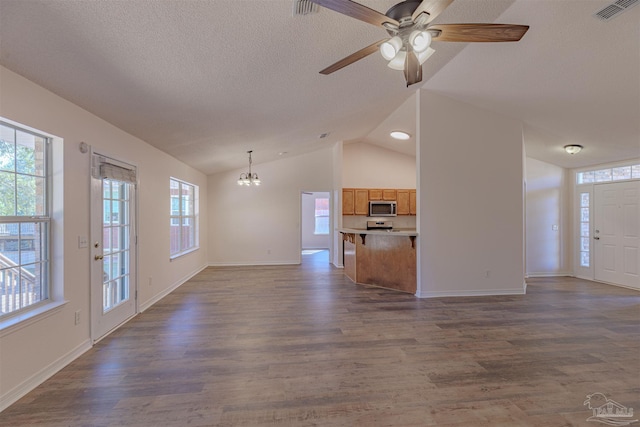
380 36 402 61
410 30 431 53
387 50 406 70
417 46 436 65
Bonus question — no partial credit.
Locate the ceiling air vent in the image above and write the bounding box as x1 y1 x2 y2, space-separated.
293 0 319 16
594 0 639 21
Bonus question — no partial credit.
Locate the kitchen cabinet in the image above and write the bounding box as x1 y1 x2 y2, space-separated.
409 190 417 215
368 189 382 200
342 187 416 215
382 189 396 201
396 190 410 215
355 189 369 215
342 189 354 215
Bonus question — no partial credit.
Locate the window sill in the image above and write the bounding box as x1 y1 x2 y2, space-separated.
170 246 199 261
313 233 330 236
0 300 69 337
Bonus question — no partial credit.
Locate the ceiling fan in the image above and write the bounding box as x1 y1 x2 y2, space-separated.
311 0 529 86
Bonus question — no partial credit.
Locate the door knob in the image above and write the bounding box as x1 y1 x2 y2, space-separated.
594 237 600 240
94 254 104 260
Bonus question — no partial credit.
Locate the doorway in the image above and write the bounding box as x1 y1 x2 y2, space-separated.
594 181 639 289
90 154 137 341
301 191 330 259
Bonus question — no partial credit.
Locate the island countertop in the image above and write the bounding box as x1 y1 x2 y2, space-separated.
338 228 418 237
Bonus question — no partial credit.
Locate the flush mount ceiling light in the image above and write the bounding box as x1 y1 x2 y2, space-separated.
390 131 411 140
564 144 583 154
237 150 261 186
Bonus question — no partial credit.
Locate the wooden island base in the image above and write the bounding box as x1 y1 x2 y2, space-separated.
342 231 417 294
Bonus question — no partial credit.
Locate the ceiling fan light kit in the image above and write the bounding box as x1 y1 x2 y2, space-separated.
311 0 529 87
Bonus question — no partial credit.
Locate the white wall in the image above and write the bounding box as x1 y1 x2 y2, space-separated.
417 90 525 297
342 142 416 188
301 192 330 249
207 149 333 265
525 157 572 276
0 66 208 409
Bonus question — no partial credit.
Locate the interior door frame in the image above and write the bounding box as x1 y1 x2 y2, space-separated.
299 190 333 263
90 151 139 342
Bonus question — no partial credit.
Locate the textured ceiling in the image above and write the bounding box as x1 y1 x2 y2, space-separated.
0 0 638 174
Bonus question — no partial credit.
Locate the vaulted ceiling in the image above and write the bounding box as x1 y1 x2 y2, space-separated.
1 0 638 174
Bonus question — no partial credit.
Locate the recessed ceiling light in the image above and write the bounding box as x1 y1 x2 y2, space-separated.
390 131 411 140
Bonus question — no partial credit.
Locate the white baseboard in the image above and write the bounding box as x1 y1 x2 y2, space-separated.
208 261 300 267
139 263 208 312
0 339 92 412
415 287 526 298
526 272 574 278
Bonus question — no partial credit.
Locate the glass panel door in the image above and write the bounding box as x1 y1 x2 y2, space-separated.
91 161 136 341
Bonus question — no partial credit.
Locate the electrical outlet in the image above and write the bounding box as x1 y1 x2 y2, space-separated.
552 224 558 231
74 310 81 325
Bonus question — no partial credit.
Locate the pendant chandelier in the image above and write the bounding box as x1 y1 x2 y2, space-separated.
237 150 261 186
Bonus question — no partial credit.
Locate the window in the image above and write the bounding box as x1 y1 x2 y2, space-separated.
579 192 590 267
314 198 329 235
1 121 50 318
170 178 198 257
577 163 640 184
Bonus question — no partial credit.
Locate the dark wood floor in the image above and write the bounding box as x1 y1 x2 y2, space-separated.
1 250 639 426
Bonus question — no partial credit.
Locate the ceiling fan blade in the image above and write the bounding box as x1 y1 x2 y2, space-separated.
404 50 422 86
412 0 453 25
430 24 529 42
311 0 399 28
320 39 387 75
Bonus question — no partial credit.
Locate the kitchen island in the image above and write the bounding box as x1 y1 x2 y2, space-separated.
339 228 418 294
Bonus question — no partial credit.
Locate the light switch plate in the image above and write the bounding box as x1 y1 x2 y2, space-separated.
78 236 88 248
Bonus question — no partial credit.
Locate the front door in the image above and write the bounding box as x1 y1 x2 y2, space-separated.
594 181 640 289
91 154 137 341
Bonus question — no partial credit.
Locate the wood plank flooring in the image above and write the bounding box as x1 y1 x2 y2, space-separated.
1 251 639 426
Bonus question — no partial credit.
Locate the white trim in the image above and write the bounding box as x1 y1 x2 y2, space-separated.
169 246 200 261
590 279 640 292
139 264 207 312
208 261 300 267
0 300 68 337
0 339 92 412
415 287 526 298
526 272 574 278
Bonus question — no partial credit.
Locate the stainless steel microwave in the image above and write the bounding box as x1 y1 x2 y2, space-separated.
369 201 397 217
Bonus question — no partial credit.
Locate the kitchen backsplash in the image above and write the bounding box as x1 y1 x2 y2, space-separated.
342 215 416 229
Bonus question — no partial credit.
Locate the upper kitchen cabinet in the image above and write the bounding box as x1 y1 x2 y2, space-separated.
368 189 382 200
342 189 355 215
397 190 410 215
409 190 417 215
354 189 369 215
382 189 396 201
343 188 370 215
